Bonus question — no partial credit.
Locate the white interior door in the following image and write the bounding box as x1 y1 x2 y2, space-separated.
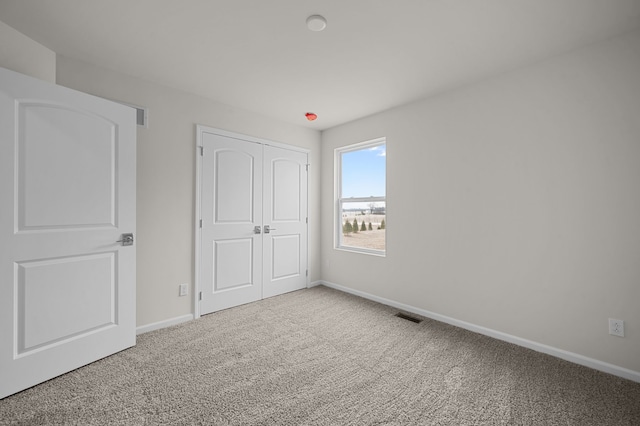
0 66 136 399
198 128 308 315
263 145 308 298
200 132 263 313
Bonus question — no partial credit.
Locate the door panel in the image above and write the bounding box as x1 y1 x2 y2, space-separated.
214 238 254 291
271 235 300 279
214 150 256 223
17 253 115 353
0 66 136 399
262 145 308 298
17 102 116 229
200 133 262 313
271 159 301 221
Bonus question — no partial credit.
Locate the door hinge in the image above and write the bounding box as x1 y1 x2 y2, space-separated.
306 270 308 277
306 217 308 224
199 291 202 301
199 219 203 228
306 164 309 172
200 146 204 156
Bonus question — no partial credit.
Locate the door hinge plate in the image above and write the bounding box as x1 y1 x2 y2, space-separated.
199 291 202 301
199 219 203 228
200 146 204 156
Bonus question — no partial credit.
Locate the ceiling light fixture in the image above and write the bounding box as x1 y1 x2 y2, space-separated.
305 112 318 121
306 15 327 32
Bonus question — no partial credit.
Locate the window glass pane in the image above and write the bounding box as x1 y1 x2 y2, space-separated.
341 144 386 198
340 201 386 251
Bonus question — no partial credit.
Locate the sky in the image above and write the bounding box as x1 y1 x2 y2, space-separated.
341 144 386 198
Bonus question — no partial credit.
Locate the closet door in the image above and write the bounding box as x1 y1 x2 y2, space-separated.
200 132 263 314
198 128 308 315
262 145 308 298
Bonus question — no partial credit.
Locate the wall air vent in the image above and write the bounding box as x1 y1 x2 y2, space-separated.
394 312 422 324
134 106 148 128
112 99 148 128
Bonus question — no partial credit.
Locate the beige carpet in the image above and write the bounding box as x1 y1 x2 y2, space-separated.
1 285 639 425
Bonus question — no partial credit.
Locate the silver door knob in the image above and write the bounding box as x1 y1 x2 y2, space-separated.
254 226 262 234
116 233 134 246
264 225 276 233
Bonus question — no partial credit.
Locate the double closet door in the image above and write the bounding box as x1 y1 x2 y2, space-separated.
198 128 308 315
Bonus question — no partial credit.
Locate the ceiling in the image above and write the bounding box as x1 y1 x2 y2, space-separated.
1 1 640 130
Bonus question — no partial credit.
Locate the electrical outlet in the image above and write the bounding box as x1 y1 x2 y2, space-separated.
608 318 624 337
179 283 189 297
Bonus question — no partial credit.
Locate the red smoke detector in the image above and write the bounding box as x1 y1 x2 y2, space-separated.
305 112 318 121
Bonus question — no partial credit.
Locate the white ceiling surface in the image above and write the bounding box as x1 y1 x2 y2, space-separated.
1 1 640 130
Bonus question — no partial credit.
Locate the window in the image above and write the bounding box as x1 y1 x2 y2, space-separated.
335 138 386 255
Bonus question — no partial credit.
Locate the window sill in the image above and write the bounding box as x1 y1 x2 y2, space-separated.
335 246 386 257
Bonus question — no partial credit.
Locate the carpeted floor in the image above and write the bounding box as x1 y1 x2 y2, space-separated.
1 285 639 425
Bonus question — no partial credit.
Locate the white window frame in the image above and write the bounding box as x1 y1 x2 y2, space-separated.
335 137 386 256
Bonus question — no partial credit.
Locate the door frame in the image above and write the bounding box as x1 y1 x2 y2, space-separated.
194 125 309 319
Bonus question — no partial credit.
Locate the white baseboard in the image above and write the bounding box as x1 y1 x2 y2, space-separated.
319 280 640 383
308 280 323 288
136 314 194 335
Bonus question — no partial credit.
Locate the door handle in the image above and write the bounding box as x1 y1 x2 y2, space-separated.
264 225 276 234
116 233 134 246
254 226 262 234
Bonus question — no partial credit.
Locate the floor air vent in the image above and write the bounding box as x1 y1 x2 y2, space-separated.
395 312 422 324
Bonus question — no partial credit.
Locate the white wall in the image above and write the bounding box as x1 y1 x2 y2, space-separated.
56 56 321 328
0 20 55 83
321 30 640 375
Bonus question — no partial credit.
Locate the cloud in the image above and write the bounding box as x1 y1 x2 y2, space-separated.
369 145 386 157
